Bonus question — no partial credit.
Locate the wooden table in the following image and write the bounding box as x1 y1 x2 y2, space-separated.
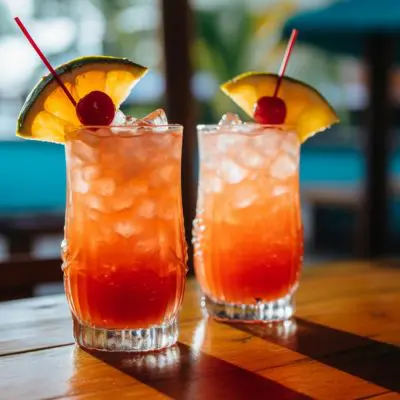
1 262 399 399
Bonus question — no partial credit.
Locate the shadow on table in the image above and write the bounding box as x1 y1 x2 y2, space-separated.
232 318 400 392
86 342 310 399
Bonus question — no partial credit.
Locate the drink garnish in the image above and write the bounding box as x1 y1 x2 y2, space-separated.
254 96 287 125
253 29 298 125
220 29 339 142
15 17 77 107
15 17 117 125
76 91 115 126
14 17 148 143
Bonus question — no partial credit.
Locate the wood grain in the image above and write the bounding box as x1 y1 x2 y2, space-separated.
178 319 391 400
368 393 400 400
232 318 400 391
0 261 399 400
0 294 72 356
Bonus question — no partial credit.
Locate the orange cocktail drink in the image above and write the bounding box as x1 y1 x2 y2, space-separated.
193 30 339 321
193 124 303 321
63 125 186 351
13 17 188 351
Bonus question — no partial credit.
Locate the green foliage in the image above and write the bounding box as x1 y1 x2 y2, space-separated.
194 6 252 79
194 3 254 121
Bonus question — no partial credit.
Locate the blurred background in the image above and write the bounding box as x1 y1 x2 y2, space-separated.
1 0 400 299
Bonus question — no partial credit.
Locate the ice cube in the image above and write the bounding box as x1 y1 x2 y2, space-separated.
231 183 258 208
82 165 101 181
254 132 282 156
112 181 147 211
125 115 137 125
160 164 176 181
214 134 248 156
221 205 241 226
118 140 148 164
158 202 176 220
78 129 102 147
112 195 134 211
215 135 238 152
94 127 112 138
150 164 176 186
202 175 223 193
72 173 89 193
73 179 89 194
86 194 105 211
139 109 168 125
270 154 297 180
137 200 156 218
281 132 299 158
201 153 218 169
94 178 116 196
72 139 99 163
135 238 158 254
218 112 242 126
99 226 114 243
272 185 289 196
219 159 248 184
129 180 149 196
238 148 264 169
171 140 182 160
87 209 100 221
112 110 126 125
115 221 140 238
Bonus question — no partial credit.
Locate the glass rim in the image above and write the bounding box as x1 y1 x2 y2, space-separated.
197 123 295 133
66 124 183 138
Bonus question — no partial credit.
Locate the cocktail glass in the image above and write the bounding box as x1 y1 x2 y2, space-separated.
193 123 302 322
63 124 187 351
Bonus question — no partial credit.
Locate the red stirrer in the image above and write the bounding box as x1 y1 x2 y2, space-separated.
14 17 76 107
273 28 298 98
254 28 299 125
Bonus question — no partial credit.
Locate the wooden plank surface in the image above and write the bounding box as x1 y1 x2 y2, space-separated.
0 261 399 400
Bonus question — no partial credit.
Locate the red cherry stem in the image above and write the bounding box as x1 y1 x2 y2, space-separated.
14 17 77 107
273 28 298 98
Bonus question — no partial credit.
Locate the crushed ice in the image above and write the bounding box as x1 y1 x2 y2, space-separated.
112 110 127 125
95 178 116 196
218 112 242 126
219 159 248 184
272 185 289 196
140 109 168 125
270 154 297 180
110 108 168 134
115 221 140 238
230 183 258 208
137 200 156 219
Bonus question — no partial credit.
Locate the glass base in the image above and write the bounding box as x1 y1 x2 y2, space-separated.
73 316 178 352
201 294 294 323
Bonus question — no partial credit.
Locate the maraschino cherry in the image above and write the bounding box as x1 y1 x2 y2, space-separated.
253 29 298 126
76 90 115 126
254 96 287 125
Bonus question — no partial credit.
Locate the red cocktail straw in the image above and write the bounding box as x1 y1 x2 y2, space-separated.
14 17 76 106
273 29 298 98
